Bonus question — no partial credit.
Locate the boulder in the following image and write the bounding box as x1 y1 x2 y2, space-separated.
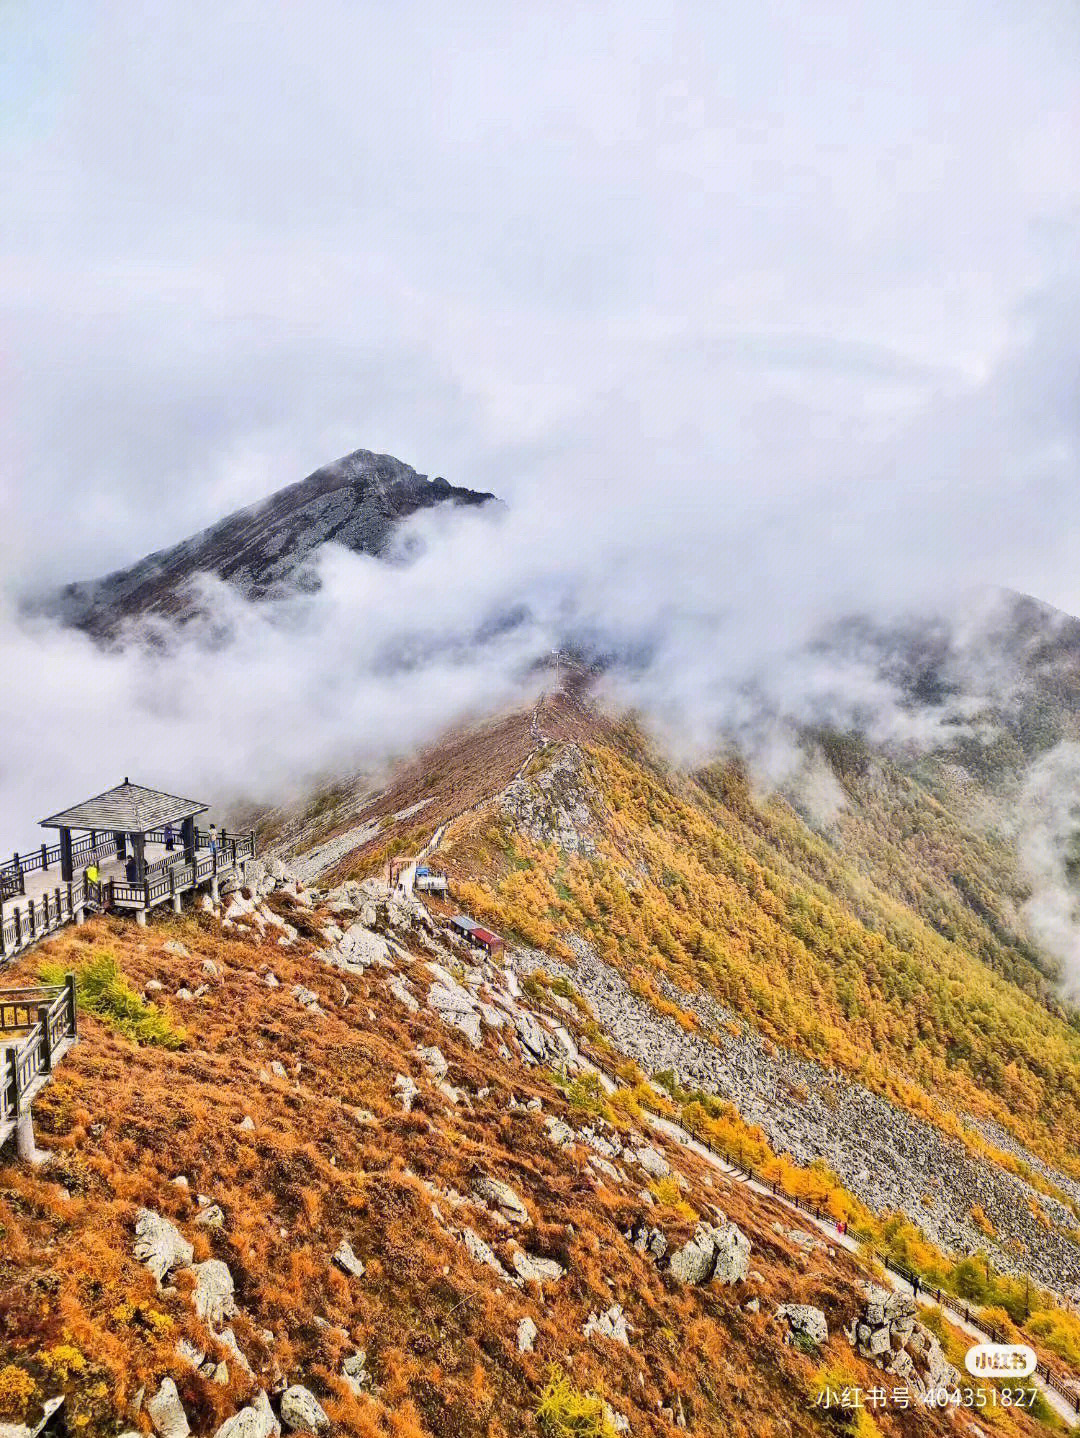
474 1176 530 1224
668 1220 750 1287
147 1379 190 1438
341 1352 368 1397
584 1302 631 1345
776 1303 829 1347
517 1316 538 1352
217 1328 254 1377
333 1240 366 1278
394 1073 420 1113
635 1145 670 1178
511 1251 566 1283
214 1392 280 1438
711 1221 752 1286
196 1203 225 1229
191 1258 237 1325
134 1209 194 1284
416 1045 449 1080
279 1387 329 1434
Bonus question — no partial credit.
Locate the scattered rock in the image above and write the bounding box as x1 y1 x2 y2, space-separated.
584 1302 631 1345
196 1203 225 1229
333 1240 366 1279
279 1387 329 1434
517 1316 538 1352
147 1379 190 1438
134 1209 193 1284
163 940 190 958
474 1175 530 1224
776 1303 828 1347
191 1258 237 1325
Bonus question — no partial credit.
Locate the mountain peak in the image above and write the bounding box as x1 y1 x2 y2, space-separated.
48 449 496 635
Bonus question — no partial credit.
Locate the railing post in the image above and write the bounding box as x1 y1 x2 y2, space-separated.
66 973 77 1038
40 842 48 873
13 907 21 951
37 1005 52 1073
27 900 35 939
55 886 62 924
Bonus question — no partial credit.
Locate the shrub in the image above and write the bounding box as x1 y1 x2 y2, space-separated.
40 954 185 1048
0 1365 35 1420
536 1367 618 1438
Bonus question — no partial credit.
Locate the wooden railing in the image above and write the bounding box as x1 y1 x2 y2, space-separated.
109 833 255 912
725 1161 1080 1417
1 976 78 1137
0 882 85 960
0 832 120 899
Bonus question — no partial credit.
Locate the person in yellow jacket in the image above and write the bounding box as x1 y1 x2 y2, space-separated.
84 861 101 908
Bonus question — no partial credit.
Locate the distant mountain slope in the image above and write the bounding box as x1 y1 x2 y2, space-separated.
50 448 496 635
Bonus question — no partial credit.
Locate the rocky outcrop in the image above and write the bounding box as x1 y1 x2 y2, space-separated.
500 745 600 856
669 1220 750 1287
846 1285 961 1393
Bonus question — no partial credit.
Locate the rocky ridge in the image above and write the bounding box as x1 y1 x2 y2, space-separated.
46 448 495 635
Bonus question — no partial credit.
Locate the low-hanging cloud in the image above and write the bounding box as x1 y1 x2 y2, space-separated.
1 274 1076 846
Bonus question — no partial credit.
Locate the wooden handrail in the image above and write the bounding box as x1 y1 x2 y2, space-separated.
0 974 77 1127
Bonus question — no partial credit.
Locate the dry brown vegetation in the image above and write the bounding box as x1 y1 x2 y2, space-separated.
0 900 1039 1438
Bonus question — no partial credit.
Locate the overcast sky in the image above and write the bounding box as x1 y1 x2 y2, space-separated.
2 0 1078 603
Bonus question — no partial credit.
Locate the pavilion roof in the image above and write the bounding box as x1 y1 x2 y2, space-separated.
39 780 208 834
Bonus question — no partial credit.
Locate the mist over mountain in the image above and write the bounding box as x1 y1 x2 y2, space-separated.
41 449 495 637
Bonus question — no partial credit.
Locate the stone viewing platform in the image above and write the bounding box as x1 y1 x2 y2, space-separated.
1 779 256 961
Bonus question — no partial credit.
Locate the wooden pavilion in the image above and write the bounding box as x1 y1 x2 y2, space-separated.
1 781 255 954
39 778 208 887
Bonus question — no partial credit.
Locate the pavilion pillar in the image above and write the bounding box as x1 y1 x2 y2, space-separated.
181 815 196 863
59 828 74 884
132 832 146 883
114 831 127 859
